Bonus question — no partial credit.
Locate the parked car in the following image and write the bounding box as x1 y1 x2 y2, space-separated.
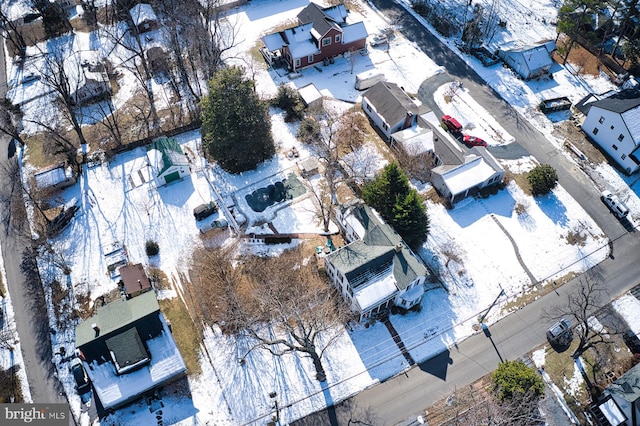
70 358 91 394
369 34 388 47
200 218 228 233
463 135 487 147
547 318 572 345
193 202 218 221
442 115 463 133
600 190 629 219
623 330 640 354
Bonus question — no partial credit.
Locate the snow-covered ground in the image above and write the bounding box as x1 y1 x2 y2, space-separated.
2 0 640 424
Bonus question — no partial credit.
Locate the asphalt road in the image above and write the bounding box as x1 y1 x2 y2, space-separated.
0 41 67 407
298 0 640 424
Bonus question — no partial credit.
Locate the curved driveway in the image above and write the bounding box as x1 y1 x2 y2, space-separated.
300 0 640 424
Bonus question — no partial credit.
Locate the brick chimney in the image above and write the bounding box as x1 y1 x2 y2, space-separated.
402 111 414 130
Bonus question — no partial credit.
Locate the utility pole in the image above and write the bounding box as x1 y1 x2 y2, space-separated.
479 288 505 324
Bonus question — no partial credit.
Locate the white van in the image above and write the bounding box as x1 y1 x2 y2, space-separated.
601 190 629 218
355 71 385 90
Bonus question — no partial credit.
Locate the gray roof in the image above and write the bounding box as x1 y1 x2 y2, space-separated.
606 362 640 403
327 203 426 291
297 3 345 37
588 89 640 114
76 291 159 347
364 81 420 127
105 327 149 371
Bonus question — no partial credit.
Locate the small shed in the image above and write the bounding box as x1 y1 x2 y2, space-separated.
119 263 152 298
498 41 556 80
299 157 320 177
298 83 323 110
147 137 190 186
34 165 76 190
129 3 159 33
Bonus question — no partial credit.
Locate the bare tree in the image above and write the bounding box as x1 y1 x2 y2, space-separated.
544 270 610 359
0 8 28 60
99 22 160 134
192 245 351 381
35 40 89 150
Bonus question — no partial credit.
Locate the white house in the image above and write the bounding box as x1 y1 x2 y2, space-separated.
578 89 640 174
498 41 556 80
362 81 426 141
431 147 505 204
323 200 427 320
129 3 159 34
147 137 190 185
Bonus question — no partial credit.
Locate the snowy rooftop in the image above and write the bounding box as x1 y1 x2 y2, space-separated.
354 264 397 311
440 155 500 195
85 316 186 410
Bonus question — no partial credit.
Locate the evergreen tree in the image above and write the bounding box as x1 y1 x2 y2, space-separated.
200 67 275 173
527 164 558 196
363 163 429 249
492 360 544 401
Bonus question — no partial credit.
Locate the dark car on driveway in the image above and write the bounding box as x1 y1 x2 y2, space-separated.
70 358 91 394
623 330 640 354
193 202 218 221
463 135 487 147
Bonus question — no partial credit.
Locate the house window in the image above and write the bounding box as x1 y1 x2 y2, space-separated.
307 54 313 63
383 123 389 130
622 154 627 160
366 104 372 112
613 145 618 151
593 128 599 135
335 34 341 43
598 116 605 124
294 58 301 67
322 37 331 46
618 134 625 141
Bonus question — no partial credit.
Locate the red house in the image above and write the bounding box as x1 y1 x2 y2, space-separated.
261 3 368 72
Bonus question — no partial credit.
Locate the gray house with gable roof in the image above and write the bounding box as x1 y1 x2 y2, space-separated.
578 89 640 174
362 81 429 141
323 200 427 320
75 291 186 410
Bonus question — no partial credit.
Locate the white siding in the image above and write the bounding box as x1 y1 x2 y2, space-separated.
583 106 640 173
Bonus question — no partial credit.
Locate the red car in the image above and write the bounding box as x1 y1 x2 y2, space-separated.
442 115 462 133
463 135 487 147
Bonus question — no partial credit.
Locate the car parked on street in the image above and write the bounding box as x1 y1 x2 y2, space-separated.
442 115 463 133
463 135 487 147
547 318 572 346
600 190 629 219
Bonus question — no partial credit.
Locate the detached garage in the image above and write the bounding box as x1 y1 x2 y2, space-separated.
147 137 190 186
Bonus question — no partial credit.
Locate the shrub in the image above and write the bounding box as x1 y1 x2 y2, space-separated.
297 116 321 144
272 85 305 122
492 360 544 401
145 240 160 257
527 164 558 195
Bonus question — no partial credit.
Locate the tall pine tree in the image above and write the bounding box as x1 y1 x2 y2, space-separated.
363 163 429 249
200 67 275 173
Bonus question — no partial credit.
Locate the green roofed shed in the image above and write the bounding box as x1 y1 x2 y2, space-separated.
147 137 190 185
